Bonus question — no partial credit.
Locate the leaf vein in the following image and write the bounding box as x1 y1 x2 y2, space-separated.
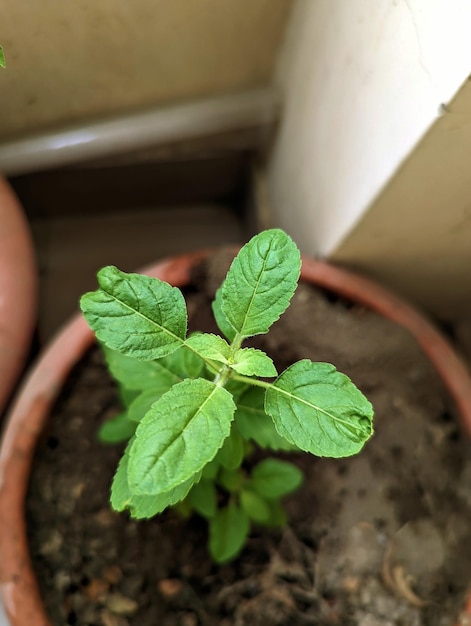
274 385 364 434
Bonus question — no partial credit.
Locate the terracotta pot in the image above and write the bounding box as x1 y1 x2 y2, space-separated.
0 250 470 625
0 176 37 416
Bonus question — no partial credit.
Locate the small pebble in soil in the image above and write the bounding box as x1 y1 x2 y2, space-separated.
100 609 129 626
104 593 138 616
102 564 123 585
158 578 183 598
83 578 110 601
39 529 63 556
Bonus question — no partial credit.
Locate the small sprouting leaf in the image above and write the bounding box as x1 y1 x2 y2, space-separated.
212 287 236 341
231 347 277 377
128 378 236 495
0 47 5 68
103 346 183 391
81 266 187 360
250 458 303 499
98 411 136 444
218 467 244 493
221 229 301 338
216 428 244 470
240 489 272 524
263 499 288 528
265 360 374 457
189 479 217 518
185 333 231 365
111 447 198 518
234 386 297 451
209 503 250 563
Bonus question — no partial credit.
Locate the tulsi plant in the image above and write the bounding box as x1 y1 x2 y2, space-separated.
80 229 373 562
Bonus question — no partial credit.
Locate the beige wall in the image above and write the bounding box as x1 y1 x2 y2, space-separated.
0 0 293 139
267 0 471 320
331 79 471 321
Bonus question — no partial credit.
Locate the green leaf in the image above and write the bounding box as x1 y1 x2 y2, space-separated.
240 489 272 524
209 503 250 563
188 479 217 518
119 386 139 409
128 389 166 423
98 411 136 444
263 499 288 528
0 47 5 68
81 266 187 360
111 447 137 510
265 360 374 457
128 378 236 495
221 229 301 338
185 333 231 365
235 386 297 451
250 458 303 499
218 467 244 493
216 428 245 470
171 345 205 378
202 457 220 480
105 345 207 424
103 346 183 390
212 287 236 341
111 446 199 518
231 347 277 377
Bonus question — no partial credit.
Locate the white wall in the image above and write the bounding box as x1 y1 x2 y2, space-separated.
267 0 471 256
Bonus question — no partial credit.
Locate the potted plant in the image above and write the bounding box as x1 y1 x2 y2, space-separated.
1 229 471 625
78 229 373 563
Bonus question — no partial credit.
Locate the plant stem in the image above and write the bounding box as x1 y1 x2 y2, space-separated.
214 364 232 387
230 372 273 391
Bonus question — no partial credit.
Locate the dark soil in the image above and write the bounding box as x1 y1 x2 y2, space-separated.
26 249 471 626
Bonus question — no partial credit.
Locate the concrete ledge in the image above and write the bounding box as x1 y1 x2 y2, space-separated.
0 88 279 176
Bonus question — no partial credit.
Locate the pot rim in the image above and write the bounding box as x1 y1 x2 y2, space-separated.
0 176 37 417
1 249 470 625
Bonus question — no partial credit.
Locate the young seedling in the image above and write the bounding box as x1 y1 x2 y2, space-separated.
80 229 373 562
